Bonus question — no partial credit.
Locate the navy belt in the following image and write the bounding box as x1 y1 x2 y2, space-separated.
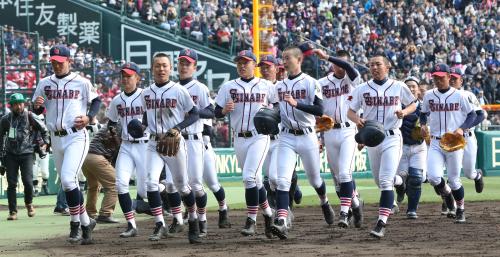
282 127 313 136
182 134 200 140
53 127 78 137
385 130 395 136
237 131 255 138
270 135 278 140
130 140 148 144
332 122 351 129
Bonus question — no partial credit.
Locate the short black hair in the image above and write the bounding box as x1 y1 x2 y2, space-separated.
336 50 351 58
153 52 171 64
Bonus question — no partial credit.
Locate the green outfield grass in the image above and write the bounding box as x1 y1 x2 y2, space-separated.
0 176 498 248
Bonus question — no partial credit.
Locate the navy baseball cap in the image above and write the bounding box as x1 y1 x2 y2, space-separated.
299 42 314 56
178 48 198 63
50 45 70 62
431 63 450 77
258 55 278 66
121 62 141 75
450 67 463 78
234 50 257 62
276 58 285 69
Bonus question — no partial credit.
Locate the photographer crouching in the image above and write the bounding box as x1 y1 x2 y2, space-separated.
0 93 49 220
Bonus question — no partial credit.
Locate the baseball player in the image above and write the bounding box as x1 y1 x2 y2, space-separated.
201 117 231 229
259 54 302 215
142 52 201 243
32 45 101 245
315 49 364 228
106 62 149 238
214 50 275 237
449 67 485 193
420 63 477 224
347 54 416 238
269 45 335 239
393 76 427 219
174 48 213 237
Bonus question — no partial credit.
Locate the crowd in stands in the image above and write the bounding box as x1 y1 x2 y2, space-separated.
2 0 500 135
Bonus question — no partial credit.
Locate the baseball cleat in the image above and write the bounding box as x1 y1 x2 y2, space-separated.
120 222 138 238
455 209 466 224
240 217 256 236
218 209 231 228
338 211 349 228
406 211 418 219
81 218 97 245
441 202 449 215
188 219 202 244
68 221 81 244
198 220 207 238
395 183 406 204
149 222 166 241
447 207 457 219
475 170 484 193
286 208 294 229
167 217 185 235
54 207 70 216
270 218 288 240
369 220 386 239
352 199 364 228
263 214 274 239
321 202 335 225
26 204 36 217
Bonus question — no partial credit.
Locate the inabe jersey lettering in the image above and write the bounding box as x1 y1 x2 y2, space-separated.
274 73 323 129
32 72 99 131
319 73 362 123
349 79 415 130
107 88 149 141
183 80 211 134
215 78 275 132
142 81 195 135
421 87 474 137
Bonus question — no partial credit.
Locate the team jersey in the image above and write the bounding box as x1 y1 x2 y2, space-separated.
318 72 362 124
274 73 323 130
107 88 149 141
421 87 474 137
142 81 195 135
32 72 99 131
349 78 415 130
461 89 482 130
182 80 211 134
215 77 275 133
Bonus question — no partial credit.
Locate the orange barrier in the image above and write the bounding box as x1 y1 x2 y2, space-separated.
481 105 500 111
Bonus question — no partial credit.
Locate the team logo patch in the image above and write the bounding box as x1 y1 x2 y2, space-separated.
126 63 131 68
185 49 191 55
54 48 60 54
435 65 440 71
347 95 353 101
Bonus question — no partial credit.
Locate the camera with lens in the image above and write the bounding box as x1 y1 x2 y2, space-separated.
34 143 47 159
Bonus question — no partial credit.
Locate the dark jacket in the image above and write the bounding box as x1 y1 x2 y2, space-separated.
88 125 122 165
400 101 423 145
0 110 49 155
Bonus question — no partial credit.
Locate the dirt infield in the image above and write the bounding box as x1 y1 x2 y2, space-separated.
20 201 500 256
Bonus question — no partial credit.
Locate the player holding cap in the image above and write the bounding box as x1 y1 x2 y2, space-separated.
420 63 477 224
32 45 101 244
270 44 335 239
215 50 275 237
347 54 416 238
107 62 149 238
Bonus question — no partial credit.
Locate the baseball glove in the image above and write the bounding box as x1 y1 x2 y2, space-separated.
410 124 430 145
156 128 181 157
315 115 335 133
439 132 466 152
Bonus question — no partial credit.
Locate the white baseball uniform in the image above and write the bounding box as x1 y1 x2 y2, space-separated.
32 72 97 192
202 119 221 193
421 87 474 190
142 81 194 195
460 89 482 180
349 79 415 191
319 73 361 186
182 80 211 196
107 88 150 199
215 78 274 189
272 73 324 192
